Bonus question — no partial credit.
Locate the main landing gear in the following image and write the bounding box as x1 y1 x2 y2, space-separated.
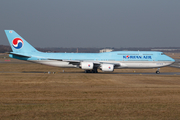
156 68 160 74
85 69 98 73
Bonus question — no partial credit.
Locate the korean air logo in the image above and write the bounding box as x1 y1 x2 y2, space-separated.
88 64 90 67
108 66 111 69
12 38 24 49
123 55 152 59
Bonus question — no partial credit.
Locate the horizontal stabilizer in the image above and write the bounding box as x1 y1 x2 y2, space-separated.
8 52 31 58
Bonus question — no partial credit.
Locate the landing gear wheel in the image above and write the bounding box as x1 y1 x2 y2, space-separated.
85 70 90 73
94 69 98 73
85 69 98 73
156 68 160 74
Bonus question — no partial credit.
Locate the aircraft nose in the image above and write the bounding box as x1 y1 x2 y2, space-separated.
172 58 175 62
170 58 175 63
166 55 175 63
170 58 175 65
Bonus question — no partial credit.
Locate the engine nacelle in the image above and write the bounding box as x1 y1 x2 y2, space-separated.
81 62 94 70
100 64 114 72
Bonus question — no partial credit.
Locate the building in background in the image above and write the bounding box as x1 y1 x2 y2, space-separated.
99 49 113 53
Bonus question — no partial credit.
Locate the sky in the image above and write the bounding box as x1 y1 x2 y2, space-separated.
0 0 180 48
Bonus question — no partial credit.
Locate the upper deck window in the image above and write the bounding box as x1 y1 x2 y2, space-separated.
161 53 165 55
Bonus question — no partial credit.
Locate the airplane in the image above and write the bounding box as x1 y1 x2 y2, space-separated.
4 30 175 74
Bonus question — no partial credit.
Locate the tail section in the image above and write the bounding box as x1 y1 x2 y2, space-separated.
4 30 38 53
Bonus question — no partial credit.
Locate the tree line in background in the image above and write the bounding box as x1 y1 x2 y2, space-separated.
0 45 11 53
0 45 180 53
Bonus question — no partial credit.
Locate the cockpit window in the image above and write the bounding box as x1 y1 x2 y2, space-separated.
161 53 165 55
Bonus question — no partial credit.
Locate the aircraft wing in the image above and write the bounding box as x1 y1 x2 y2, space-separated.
48 59 120 67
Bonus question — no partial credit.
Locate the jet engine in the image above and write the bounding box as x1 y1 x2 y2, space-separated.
81 62 94 70
100 64 114 72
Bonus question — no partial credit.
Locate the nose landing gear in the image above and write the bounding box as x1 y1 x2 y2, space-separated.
156 68 160 74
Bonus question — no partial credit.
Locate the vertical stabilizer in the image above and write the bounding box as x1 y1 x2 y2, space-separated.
4 30 38 53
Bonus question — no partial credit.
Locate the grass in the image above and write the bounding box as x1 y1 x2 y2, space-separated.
0 54 180 119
